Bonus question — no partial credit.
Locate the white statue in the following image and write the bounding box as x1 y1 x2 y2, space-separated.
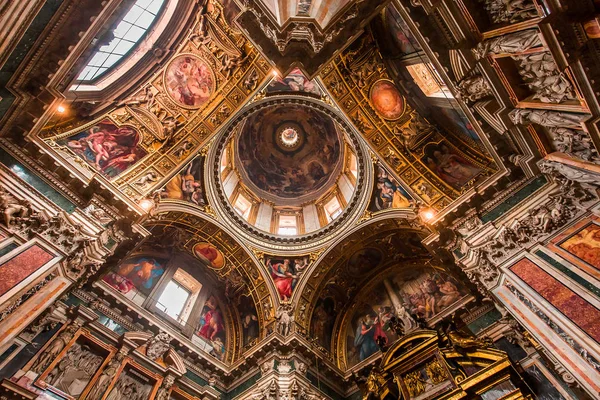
539 160 600 186
146 331 171 360
275 304 294 336
509 109 588 128
474 29 542 59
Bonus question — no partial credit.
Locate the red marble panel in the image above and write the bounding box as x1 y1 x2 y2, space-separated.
0 244 54 297
510 258 600 343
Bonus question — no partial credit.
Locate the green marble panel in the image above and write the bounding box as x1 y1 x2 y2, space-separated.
467 308 502 334
481 176 547 223
0 148 76 213
535 250 600 299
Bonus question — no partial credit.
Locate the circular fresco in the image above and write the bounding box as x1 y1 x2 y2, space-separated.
369 79 405 120
193 242 225 269
347 248 384 277
164 54 215 108
235 104 343 202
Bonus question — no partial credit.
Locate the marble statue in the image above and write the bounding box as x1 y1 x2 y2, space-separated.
539 159 600 186
513 52 575 103
509 109 588 128
474 29 542 59
456 75 492 102
146 331 171 360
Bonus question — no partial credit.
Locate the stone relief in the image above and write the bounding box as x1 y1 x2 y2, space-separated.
513 52 576 103
474 29 542 59
31 322 82 374
479 0 538 24
509 109 589 128
548 127 600 163
455 75 493 103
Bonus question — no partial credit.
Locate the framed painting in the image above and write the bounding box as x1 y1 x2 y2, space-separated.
55 118 147 179
548 217 600 281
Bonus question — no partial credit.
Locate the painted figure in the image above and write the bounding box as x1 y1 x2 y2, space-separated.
59 120 145 179
165 55 214 107
423 143 482 188
267 258 306 301
161 158 206 206
354 314 385 361
103 257 165 295
198 296 225 341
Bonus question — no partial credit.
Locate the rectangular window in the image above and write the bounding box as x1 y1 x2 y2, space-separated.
156 280 191 321
234 194 252 220
324 197 342 222
278 215 297 235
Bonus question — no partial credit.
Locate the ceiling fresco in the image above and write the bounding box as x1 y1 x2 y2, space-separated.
22 0 505 375
235 103 343 203
321 32 498 210
130 213 270 361
38 0 272 207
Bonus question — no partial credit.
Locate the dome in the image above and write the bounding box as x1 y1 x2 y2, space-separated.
210 97 368 242
234 104 344 205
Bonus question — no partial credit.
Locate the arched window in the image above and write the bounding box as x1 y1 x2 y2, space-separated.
77 0 166 82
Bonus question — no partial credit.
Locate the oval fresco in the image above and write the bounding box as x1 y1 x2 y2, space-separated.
193 242 225 269
164 54 215 108
370 79 405 120
347 248 384 277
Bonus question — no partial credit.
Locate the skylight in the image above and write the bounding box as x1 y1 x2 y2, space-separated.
77 0 165 82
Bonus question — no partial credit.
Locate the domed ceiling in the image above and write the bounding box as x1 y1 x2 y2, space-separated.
235 104 343 205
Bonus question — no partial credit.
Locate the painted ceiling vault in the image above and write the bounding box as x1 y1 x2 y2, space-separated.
2 0 599 398
23 0 501 367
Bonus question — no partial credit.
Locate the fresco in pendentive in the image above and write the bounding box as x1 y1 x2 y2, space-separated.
237 105 341 199
266 256 309 301
370 80 405 120
422 142 483 189
193 242 225 270
346 269 466 366
267 67 322 96
58 119 146 179
165 55 214 108
311 297 338 351
196 295 227 360
369 163 412 212
559 223 600 270
160 157 206 206
102 256 166 304
238 295 260 346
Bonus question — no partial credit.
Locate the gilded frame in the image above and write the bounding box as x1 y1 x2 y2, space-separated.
34 328 116 400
